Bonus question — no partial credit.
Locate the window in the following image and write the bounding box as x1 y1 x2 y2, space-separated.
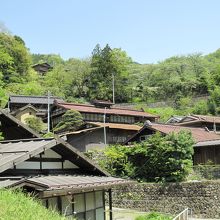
74 191 104 220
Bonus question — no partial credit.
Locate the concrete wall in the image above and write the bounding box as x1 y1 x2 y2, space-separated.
111 181 220 219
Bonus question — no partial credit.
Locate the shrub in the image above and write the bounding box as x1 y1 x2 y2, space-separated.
53 109 83 133
135 212 172 220
90 131 194 182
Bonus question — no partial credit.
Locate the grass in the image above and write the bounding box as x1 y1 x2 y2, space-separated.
135 212 173 220
106 207 173 220
0 189 69 220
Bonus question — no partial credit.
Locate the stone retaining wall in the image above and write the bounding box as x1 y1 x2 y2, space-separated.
111 181 220 219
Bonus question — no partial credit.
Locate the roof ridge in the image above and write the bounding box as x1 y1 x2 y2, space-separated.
10 94 62 99
57 102 93 107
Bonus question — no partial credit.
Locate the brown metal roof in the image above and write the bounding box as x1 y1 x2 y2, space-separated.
11 175 133 197
125 123 220 144
148 123 220 143
26 175 130 190
88 122 141 131
55 102 158 118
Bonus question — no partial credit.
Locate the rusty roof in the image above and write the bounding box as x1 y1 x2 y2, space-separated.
88 122 141 131
0 137 109 176
125 123 220 144
148 123 220 143
55 102 158 118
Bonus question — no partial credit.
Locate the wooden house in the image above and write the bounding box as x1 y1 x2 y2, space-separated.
32 62 53 75
0 136 131 220
125 122 220 165
11 104 38 124
62 122 141 152
6 95 64 119
177 114 220 132
51 100 159 130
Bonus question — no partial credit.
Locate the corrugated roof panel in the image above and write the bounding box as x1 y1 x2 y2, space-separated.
26 175 131 190
0 139 56 172
0 179 21 188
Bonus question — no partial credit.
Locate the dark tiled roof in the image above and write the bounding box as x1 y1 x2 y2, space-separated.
56 102 158 118
9 95 64 105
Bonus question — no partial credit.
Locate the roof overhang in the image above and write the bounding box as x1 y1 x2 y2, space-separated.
6 175 134 198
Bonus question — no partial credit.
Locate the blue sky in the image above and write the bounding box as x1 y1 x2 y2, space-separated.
1 0 220 64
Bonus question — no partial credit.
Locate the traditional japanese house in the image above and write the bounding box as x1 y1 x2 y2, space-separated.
51 100 159 130
177 114 220 132
32 62 53 75
124 122 220 165
0 135 132 220
11 104 38 124
6 95 64 119
62 122 141 152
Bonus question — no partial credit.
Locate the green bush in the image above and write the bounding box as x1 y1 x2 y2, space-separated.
135 212 172 220
90 131 194 182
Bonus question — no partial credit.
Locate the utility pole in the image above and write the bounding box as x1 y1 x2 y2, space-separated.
47 91 50 133
112 73 115 104
103 107 107 145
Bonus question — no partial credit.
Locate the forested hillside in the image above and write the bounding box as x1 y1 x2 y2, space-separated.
1 31 220 117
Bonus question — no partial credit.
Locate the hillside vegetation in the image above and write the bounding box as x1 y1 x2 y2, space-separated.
1 31 220 118
0 189 67 220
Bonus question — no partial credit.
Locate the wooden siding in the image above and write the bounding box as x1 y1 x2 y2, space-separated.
194 146 220 165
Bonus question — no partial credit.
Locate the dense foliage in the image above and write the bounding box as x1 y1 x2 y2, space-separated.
53 109 83 133
25 116 46 133
1 31 220 118
88 131 194 182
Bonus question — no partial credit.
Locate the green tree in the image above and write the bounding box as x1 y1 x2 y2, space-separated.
87 44 132 102
93 131 194 182
64 58 91 99
0 33 31 83
54 110 83 133
25 116 46 133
